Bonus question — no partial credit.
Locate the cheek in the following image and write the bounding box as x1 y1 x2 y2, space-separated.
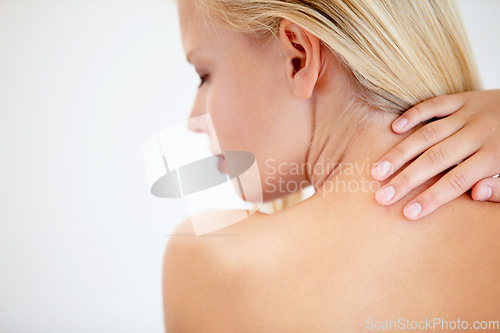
208 75 270 153
206 61 312 199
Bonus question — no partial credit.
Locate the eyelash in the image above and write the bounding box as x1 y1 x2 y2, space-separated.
198 74 209 88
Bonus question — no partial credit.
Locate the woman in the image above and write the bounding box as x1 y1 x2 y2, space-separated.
164 0 500 331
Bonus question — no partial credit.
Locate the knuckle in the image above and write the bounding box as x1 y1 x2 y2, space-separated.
426 148 446 168
421 190 441 209
447 173 468 192
412 104 423 119
394 172 411 189
418 124 438 143
391 146 406 160
478 121 495 138
428 95 443 109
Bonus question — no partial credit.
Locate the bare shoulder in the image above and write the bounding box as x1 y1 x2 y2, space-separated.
162 209 275 332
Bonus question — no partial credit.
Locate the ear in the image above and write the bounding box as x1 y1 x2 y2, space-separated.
278 19 321 99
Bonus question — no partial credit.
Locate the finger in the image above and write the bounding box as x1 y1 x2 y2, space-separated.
401 152 499 220
471 176 500 202
375 126 480 206
372 115 465 181
392 94 466 133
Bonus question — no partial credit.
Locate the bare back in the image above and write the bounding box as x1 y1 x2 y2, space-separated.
206 193 500 332
164 187 500 332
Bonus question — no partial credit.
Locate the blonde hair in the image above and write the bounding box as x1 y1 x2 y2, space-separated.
191 0 481 212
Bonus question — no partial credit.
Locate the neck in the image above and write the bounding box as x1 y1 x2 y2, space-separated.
306 109 442 218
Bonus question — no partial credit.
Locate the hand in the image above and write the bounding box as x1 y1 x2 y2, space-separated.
371 89 500 220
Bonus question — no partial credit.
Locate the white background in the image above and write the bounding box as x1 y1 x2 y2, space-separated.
0 0 498 332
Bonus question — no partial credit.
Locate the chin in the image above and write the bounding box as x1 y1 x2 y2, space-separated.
230 177 265 204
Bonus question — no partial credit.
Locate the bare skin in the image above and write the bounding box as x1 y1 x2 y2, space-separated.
163 1 500 331
164 124 500 332
164 176 500 332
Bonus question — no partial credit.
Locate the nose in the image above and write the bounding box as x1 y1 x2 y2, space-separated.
186 89 209 133
186 114 210 134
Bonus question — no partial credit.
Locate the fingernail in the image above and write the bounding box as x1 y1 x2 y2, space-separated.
393 117 408 131
376 185 395 202
477 186 493 201
372 161 391 178
405 202 422 219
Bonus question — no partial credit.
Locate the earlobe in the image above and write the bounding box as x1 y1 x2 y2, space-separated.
278 19 321 99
